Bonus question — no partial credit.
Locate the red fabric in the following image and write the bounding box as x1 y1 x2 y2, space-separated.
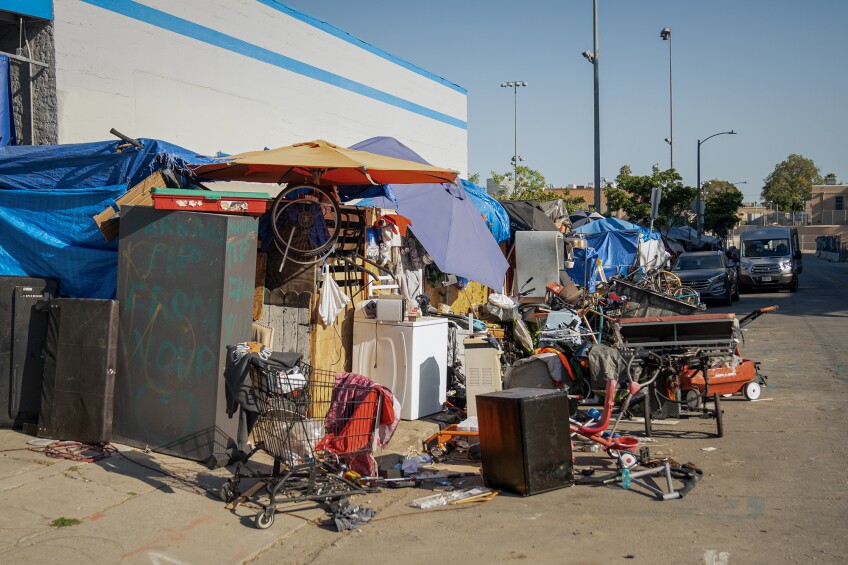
381 213 413 237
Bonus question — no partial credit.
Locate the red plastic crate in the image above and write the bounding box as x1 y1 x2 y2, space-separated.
151 188 270 216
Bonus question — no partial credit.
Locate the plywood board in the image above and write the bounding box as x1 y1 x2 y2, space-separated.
427 280 490 315
253 252 266 321
93 170 166 241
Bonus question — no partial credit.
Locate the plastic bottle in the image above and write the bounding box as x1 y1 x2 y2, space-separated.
621 468 632 490
401 454 432 474
587 408 602 421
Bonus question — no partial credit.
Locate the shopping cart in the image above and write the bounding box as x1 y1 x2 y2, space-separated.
220 362 383 529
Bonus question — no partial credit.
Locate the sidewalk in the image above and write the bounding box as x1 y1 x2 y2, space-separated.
0 418 441 564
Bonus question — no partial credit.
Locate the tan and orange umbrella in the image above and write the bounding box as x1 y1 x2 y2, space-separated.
191 139 458 186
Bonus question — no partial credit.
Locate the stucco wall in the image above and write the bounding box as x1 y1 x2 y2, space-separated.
50 0 468 174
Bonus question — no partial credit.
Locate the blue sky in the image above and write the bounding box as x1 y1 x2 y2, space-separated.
281 0 847 202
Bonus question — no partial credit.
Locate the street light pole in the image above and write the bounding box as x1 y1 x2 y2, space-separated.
500 81 527 195
661 27 673 170
592 0 601 211
697 130 737 238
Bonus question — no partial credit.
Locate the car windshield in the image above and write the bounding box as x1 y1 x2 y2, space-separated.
674 255 723 270
742 238 790 258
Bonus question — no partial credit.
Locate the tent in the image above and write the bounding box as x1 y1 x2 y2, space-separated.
664 225 720 250
500 200 560 233
0 139 211 298
572 216 670 278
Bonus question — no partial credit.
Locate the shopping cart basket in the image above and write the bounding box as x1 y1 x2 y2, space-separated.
220 362 382 529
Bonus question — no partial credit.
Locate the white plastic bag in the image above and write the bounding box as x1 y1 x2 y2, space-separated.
318 263 350 326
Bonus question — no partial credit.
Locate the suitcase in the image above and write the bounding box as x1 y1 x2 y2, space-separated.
38 299 119 444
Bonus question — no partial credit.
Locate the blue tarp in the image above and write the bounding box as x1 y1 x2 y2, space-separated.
459 179 510 243
574 217 660 240
0 55 14 147
0 139 211 298
567 246 600 293
586 230 640 279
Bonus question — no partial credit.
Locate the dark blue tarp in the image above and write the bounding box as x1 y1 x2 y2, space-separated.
0 55 14 147
567 246 600 293
0 139 211 298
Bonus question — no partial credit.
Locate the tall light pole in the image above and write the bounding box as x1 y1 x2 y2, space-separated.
697 130 737 238
660 27 673 170
582 0 601 212
500 81 527 194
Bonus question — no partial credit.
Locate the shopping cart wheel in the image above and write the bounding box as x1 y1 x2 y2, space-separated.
255 509 275 529
713 393 724 438
742 381 761 401
219 481 235 503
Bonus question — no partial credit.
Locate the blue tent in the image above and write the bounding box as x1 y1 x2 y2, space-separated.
348 137 508 290
0 139 212 298
574 217 661 240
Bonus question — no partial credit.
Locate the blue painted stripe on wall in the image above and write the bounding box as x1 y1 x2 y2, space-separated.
0 0 53 20
78 0 467 130
257 0 467 95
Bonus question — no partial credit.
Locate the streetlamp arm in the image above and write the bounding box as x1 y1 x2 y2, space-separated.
698 130 736 147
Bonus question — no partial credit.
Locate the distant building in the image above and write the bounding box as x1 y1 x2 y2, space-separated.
809 182 848 225
545 185 607 212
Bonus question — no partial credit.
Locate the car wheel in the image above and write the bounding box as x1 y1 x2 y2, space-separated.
721 285 733 306
789 276 799 293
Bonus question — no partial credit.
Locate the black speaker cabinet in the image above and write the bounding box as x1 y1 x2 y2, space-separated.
477 388 573 496
38 299 119 444
0 276 57 428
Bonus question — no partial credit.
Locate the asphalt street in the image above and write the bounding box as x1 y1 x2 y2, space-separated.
252 254 848 565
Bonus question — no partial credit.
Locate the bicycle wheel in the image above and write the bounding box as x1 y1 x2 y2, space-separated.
673 286 700 306
270 184 341 258
657 270 682 293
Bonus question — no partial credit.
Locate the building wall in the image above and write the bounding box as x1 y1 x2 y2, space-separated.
48 0 468 173
0 16 58 144
810 184 848 225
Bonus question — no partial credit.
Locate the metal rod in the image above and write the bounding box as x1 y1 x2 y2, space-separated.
0 49 48 68
668 31 673 169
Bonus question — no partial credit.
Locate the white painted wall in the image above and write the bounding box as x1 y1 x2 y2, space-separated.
51 0 468 175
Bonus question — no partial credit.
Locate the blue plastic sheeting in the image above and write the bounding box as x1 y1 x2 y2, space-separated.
567 246 600 293
0 138 212 191
459 179 510 243
574 217 661 241
337 183 398 205
0 186 123 298
0 56 14 147
0 139 211 298
585 230 640 280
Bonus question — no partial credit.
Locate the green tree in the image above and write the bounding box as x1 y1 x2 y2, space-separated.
605 165 697 229
702 179 738 198
704 185 744 238
467 172 481 184
491 166 585 212
824 172 838 184
761 154 822 212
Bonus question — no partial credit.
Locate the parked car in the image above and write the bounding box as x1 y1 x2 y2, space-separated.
671 251 739 306
738 227 801 293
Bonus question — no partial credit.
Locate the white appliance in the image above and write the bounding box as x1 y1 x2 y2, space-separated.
514 231 565 302
352 315 448 420
463 337 503 417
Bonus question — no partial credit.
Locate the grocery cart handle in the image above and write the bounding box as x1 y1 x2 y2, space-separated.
760 306 779 313
738 305 779 328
